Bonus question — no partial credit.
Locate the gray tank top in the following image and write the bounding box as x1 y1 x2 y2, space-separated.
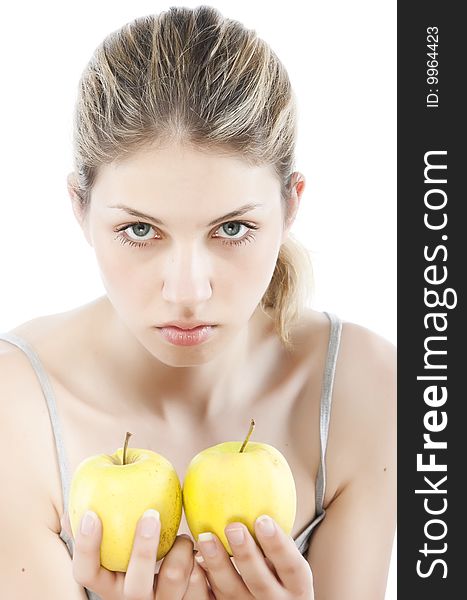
0 311 342 600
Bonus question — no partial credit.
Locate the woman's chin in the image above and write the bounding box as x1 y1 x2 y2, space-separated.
146 327 227 367
152 345 222 367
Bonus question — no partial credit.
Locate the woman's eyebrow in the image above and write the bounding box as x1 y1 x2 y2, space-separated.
108 202 264 227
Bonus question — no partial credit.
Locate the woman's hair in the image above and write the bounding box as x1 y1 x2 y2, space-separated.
70 4 313 350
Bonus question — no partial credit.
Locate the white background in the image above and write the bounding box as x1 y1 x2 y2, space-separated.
0 1 396 597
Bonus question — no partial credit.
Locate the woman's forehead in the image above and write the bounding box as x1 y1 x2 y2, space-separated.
91 144 281 211
98 143 277 183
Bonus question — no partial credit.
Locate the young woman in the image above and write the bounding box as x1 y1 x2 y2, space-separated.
0 6 396 600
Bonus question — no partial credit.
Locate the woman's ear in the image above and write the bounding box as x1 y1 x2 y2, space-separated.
67 172 93 246
282 172 306 241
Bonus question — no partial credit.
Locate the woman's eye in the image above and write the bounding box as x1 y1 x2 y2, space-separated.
213 221 259 247
215 222 248 239
115 220 258 249
114 222 158 248
125 223 156 241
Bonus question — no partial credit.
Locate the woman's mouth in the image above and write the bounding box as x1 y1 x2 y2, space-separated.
156 325 217 346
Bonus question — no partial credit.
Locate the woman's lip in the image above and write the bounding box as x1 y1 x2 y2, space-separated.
156 325 217 346
157 325 216 331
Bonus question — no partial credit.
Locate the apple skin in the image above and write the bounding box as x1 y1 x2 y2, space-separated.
182 441 297 555
68 447 182 571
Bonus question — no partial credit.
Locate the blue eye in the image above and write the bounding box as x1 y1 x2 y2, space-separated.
212 221 259 247
113 222 158 247
217 222 246 238
114 220 259 248
126 223 155 241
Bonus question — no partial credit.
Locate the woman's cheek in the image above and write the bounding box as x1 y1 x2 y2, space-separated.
230 237 281 304
92 240 147 308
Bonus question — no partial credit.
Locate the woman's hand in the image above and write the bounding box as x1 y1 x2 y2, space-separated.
195 515 314 600
61 510 212 599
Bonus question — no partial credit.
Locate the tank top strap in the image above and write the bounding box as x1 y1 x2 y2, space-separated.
0 332 72 515
314 312 343 516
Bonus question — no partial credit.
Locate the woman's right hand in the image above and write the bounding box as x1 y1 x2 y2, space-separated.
62 510 213 599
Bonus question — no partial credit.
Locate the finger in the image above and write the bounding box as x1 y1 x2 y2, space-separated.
61 511 73 539
182 560 212 599
196 551 243 579
124 509 161 599
254 515 313 596
197 531 251 597
72 511 117 595
263 555 279 578
224 522 282 598
154 534 194 600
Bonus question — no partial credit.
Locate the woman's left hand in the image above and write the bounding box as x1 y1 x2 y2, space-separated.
195 515 314 599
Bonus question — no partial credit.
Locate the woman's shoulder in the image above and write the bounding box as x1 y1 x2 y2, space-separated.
325 314 396 485
0 296 84 397
291 307 395 366
0 314 74 534
289 308 396 434
287 308 396 504
0 296 105 360
292 309 396 463
0 300 97 423
1 317 57 354
0 311 60 379
336 316 396 403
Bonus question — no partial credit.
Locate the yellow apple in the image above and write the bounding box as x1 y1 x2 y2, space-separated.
68 432 182 572
182 419 296 555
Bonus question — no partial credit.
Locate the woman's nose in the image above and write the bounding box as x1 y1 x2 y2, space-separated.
161 243 213 305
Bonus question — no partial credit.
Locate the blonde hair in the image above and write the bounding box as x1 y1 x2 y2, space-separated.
70 5 313 349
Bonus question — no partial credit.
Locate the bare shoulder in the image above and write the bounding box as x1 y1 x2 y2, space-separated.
288 309 396 504
0 307 73 402
328 319 396 488
302 320 397 595
0 336 88 599
0 308 90 533
291 310 396 429
337 319 396 415
288 307 396 374
340 318 395 362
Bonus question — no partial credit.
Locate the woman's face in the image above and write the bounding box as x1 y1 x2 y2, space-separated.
75 142 297 366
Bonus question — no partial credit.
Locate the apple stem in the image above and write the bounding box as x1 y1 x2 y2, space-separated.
123 431 133 465
239 418 255 453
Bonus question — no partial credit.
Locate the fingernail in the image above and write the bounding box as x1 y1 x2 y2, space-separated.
225 526 245 546
81 511 97 535
198 532 217 557
141 509 160 538
195 553 208 571
256 515 276 537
